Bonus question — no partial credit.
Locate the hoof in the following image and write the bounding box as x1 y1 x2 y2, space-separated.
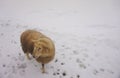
41 68 45 73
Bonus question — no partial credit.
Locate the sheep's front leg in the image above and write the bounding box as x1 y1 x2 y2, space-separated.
26 52 30 60
42 64 45 73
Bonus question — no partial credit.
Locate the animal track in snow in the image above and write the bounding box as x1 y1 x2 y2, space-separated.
17 63 27 69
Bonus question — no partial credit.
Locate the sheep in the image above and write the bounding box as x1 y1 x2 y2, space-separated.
20 30 55 73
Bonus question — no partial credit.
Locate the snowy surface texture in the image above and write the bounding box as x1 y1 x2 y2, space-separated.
0 0 120 78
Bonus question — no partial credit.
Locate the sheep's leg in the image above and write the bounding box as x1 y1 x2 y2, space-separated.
42 64 45 73
26 52 30 60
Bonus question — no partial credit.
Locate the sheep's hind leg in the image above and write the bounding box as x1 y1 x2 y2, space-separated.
41 64 45 73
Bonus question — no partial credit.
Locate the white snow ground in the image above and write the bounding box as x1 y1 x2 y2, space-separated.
0 0 120 78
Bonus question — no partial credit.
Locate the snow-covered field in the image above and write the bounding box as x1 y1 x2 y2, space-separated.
0 0 120 78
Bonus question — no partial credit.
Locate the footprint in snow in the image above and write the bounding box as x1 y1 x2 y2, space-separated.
93 69 99 75
18 55 25 62
17 63 27 69
73 50 79 55
19 69 26 76
0 33 4 36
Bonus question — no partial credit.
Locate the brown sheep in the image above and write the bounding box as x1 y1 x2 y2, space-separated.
20 30 55 73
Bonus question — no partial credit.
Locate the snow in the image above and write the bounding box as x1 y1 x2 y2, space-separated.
0 0 120 78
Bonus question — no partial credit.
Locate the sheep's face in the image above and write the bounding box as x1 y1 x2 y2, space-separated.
32 40 43 59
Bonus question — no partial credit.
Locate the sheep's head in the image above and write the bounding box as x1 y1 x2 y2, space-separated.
32 38 50 59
